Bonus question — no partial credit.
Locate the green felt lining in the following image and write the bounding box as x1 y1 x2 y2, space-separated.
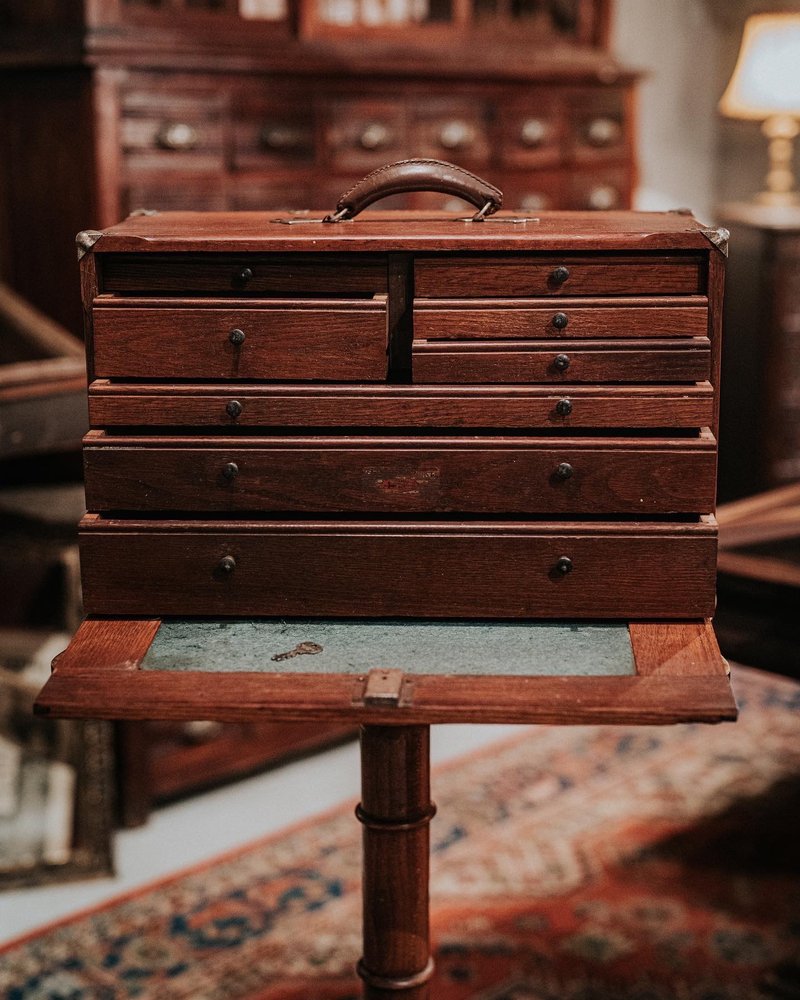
141 620 636 677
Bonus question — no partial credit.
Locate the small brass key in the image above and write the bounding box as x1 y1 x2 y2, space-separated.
271 641 323 662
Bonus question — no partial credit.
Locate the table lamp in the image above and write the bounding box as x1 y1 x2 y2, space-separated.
719 13 800 206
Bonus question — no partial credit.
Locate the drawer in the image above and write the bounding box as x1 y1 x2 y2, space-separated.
120 87 227 174
324 100 407 173
122 178 227 215
233 101 316 171
99 254 388 295
83 432 717 516
91 299 388 381
79 516 718 619
408 99 491 167
569 88 629 164
88 383 715 429
502 171 564 212
412 339 711 384
414 299 709 339
498 96 565 170
567 167 631 212
414 255 707 297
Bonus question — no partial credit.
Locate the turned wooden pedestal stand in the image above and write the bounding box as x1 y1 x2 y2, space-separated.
358 725 434 999
36 618 737 998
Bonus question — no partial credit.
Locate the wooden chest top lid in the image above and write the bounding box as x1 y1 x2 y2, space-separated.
82 210 726 256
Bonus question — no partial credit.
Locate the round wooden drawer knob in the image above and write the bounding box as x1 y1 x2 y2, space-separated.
552 312 569 329
226 400 243 418
222 462 239 480
551 265 570 285
229 328 246 346
555 556 573 575
217 555 237 574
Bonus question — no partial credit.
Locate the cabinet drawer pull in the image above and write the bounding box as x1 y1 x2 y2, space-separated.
555 397 573 416
261 125 306 150
520 117 548 147
553 353 571 373
222 462 239 481
586 116 622 147
228 328 246 346
552 311 569 330
226 400 243 418
234 266 254 285
587 185 620 211
217 555 237 574
556 462 573 480
359 123 393 150
555 555 573 575
550 265 570 285
438 120 475 150
156 122 199 151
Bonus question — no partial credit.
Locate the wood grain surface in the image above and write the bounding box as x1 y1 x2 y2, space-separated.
92 300 388 380
83 433 717 515
78 518 718 618
87 382 715 429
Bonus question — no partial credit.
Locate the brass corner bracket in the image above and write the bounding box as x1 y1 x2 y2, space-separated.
702 226 731 257
76 230 103 260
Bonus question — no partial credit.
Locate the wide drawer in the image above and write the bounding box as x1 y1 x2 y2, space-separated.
88 383 715 429
412 339 711 384
79 516 717 619
92 299 388 381
99 254 388 295
414 255 706 297
83 431 717 516
414 299 708 339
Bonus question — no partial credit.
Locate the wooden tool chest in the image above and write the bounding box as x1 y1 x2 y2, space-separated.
37 163 736 729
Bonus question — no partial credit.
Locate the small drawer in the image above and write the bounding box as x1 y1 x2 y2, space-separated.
409 99 491 167
499 96 565 169
91 298 388 381
324 99 407 173
414 299 709 339
120 87 227 173
83 432 717 516
569 88 629 163
414 256 707 298
567 167 632 212
79 516 718 619
100 254 388 295
233 104 316 171
412 339 711 384
122 178 227 215
502 171 564 213
88 383 715 430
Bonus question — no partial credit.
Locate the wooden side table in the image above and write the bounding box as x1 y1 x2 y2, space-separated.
36 617 736 999
718 203 800 502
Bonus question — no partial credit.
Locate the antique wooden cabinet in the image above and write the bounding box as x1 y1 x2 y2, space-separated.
38 167 734 722
0 0 638 338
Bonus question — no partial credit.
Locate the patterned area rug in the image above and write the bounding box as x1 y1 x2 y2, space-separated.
3 665 800 1000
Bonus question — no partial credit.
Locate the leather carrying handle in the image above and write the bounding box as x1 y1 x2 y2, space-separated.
326 159 503 221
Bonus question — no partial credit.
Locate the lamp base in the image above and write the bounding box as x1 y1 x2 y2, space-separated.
755 189 800 207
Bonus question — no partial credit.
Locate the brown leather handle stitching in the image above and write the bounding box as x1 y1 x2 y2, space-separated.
327 159 503 221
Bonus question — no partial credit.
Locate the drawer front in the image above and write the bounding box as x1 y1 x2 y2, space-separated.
233 100 316 171
88 384 715 429
409 99 491 167
120 87 227 173
79 520 717 619
123 179 227 215
414 302 709 339
503 171 564 213
567 167 631 212
92 302 388 381
324 100 407 173
412 339 711 384
499 97 564 170
83 436 717 516
569 89 629 164
414 256 706 298
100 254 388 295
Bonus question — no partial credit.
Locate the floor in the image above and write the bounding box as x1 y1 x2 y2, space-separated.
0 723 518 944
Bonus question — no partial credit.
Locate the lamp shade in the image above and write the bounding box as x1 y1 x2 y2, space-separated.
719 13 800 120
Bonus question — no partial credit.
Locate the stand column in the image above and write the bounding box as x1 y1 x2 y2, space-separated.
357 725 436 999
